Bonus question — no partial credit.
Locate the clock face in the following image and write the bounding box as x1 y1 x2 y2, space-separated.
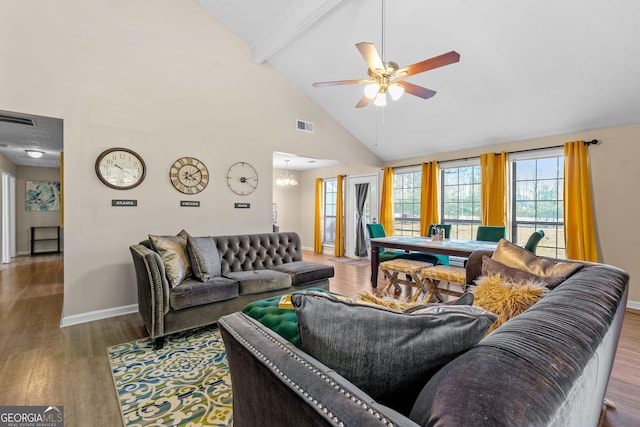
95 148 146 190
226 162 258 195
170 157 209 194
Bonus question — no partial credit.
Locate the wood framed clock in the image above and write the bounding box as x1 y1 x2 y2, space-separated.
170 157 209 194
95 147 146 190
226 161 258 195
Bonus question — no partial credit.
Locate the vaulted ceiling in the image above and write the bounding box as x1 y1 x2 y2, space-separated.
198 0 640 161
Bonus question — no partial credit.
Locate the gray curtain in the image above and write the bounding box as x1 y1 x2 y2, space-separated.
355 183 369 257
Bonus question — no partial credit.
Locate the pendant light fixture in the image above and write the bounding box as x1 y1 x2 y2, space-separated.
276 160 298 186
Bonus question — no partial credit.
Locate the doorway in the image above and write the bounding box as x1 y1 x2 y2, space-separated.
345 173 379 258
2 171 16 264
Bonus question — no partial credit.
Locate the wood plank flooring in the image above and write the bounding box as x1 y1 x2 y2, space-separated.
0 252 637 426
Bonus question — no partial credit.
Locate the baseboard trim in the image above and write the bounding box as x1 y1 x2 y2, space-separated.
627 300 640 312
60 304 138 328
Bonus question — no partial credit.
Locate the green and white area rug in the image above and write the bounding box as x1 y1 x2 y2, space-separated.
107 326 233 426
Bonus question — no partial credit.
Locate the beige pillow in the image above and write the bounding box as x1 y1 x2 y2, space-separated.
491 238 583 278
473 274 547 333
482 256 566 289
149 230 191 287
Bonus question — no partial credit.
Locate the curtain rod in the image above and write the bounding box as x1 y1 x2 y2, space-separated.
391 139 598 169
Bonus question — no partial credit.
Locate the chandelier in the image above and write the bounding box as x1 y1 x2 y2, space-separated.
276 160 298 186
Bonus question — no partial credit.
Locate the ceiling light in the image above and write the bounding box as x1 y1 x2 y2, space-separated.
388 83 404 101
364 83 380 99
373 92 387 107
276 160 298 186
25 150 44 158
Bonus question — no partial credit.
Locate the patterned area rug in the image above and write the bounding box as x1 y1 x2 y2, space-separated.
329 257 370 267
107 326 232 426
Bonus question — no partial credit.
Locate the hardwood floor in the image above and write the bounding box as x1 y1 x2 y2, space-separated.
0 251 637 426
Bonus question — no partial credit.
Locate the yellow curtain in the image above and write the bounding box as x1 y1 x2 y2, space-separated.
314 178 323 253
380 167 395 235
480 151 508 226
334 175 345 257
564 141 598 261
419 161 440 236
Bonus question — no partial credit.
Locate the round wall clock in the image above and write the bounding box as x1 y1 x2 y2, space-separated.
226 162 258 195
170 157 209 194
95 147 146 190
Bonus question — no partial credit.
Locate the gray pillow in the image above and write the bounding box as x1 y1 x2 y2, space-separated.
292 292 497 415
186 235 221 281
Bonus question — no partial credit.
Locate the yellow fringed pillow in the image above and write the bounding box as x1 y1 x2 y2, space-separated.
472 274 548 334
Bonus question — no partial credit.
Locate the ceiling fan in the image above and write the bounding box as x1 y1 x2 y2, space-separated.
313 43 460 108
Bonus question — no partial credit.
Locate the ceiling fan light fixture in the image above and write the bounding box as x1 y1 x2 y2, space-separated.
25 150 44 158
373 91 387 107
388 83 404 101
364 83 380 99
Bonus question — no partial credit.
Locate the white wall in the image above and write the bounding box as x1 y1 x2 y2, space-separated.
272 168 301 233
0 0 381 320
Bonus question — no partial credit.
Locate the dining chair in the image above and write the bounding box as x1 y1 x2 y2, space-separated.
426 224 452 266
476 226 506 242
524 230 545 254
366 223 440 264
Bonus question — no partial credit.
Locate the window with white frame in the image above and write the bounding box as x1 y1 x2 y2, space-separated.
441 161 482 240
393 168 422 236
510 149 565 258
323 178 337 243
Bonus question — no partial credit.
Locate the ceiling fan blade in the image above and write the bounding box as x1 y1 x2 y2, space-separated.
396 51 460 77
355 94 373 108
356 42 385 75
312 78 369 87
397 81 437 99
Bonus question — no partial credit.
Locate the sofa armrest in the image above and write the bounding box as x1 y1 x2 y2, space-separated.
219 313 418 427
130 244 170 339
465 249 494 286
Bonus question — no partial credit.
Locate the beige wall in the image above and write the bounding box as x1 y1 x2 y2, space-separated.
0 0 381 320
298 124 640 305
16 166 62 254
272 168 301 234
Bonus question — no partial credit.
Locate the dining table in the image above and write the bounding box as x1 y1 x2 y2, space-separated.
370 236 499 286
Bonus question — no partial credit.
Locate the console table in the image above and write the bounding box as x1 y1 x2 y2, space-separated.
30 226 61 255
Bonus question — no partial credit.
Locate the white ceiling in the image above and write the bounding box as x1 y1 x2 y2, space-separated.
0 111 62 168
198 0 640 161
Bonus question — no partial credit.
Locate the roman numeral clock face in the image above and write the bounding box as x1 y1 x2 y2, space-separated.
170 157 209 194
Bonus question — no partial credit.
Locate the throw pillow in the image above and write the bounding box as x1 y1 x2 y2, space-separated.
291 292 497 415
186 235 221 282
491 238 583 280
482 255 565 289
472 274 548 334
149 230 191 288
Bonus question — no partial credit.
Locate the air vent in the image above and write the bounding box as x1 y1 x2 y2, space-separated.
0 114 35 126
296 119 314 133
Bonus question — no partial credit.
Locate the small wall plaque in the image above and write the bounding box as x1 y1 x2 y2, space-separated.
181 201 200 207
112 199 137 207
234 202 251 209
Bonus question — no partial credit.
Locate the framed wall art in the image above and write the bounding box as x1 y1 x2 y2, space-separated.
26 181 61 211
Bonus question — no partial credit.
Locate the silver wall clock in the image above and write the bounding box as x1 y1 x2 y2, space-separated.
226 162 258 195
95 147 146 190
170 157 209 194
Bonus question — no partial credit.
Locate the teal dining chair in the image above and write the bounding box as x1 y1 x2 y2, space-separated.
524 230 545 254
476 226 506 242
366 224 440 264
426 224 453 266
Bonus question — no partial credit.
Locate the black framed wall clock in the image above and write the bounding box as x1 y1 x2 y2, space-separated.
226 161 258 195
95 147 146 190
170 157 209 194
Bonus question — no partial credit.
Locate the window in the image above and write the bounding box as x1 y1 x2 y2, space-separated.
511 151 565 258
441 162 482 239
323 178 337 243
393 168 421 236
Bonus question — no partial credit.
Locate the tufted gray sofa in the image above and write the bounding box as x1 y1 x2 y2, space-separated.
219 254 629 426
130 231 333 349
